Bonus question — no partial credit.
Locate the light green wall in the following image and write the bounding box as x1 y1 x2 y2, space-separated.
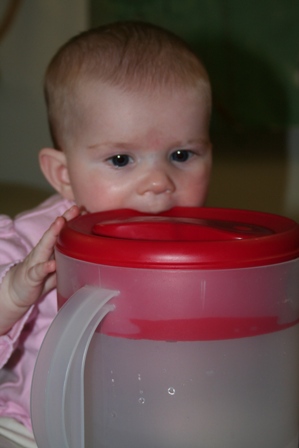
90 0 299 132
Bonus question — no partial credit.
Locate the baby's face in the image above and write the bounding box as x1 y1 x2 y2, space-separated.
64 83 212 214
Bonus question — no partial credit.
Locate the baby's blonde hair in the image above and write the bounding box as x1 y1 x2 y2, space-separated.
44 21 211 149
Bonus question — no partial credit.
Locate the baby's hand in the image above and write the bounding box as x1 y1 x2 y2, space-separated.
0 206 80 335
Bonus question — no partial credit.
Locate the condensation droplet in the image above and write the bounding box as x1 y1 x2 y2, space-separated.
138 397 145 404
138 374 141 381
111 370 115 384
168 387 175 395
111 412 117 419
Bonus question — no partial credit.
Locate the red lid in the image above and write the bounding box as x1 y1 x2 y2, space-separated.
56 207 299 269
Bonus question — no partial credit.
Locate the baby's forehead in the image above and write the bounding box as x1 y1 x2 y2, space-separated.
75 78 210 106
65 81 211 146
63 80 211 150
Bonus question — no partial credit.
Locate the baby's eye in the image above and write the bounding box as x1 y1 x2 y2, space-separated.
109 154 131 167
171 149 192 162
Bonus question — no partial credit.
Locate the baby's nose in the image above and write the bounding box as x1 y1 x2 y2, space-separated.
137 168 175 195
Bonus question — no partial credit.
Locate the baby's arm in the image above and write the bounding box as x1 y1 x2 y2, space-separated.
0 206 79 335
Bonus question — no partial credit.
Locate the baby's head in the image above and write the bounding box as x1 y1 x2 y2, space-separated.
44 21 211 151
40 21 213 213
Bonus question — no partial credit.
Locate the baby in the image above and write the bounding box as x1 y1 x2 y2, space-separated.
0 21 212 446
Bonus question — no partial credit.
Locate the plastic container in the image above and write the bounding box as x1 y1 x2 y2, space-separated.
31 207 299 448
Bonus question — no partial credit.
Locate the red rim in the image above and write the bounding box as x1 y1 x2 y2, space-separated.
56 207 299 269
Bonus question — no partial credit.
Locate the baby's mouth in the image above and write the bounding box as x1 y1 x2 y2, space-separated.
134 202 175 215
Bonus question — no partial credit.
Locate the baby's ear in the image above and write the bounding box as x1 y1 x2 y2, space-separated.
39 148 74 200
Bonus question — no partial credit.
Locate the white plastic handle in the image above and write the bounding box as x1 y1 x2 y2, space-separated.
31 285 118 448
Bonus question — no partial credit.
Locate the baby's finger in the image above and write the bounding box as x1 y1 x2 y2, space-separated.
62 205 80 222
28 217 65 266
27 259 56 286
43 271 57 294
36 206 79 259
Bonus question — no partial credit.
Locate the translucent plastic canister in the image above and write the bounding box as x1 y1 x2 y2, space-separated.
31 207 299 448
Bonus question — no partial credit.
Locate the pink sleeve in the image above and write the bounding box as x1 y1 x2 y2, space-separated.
0 215 33 368
0 302 34 368
0 195 69 429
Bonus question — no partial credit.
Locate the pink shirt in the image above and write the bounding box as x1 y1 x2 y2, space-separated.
0 194 72 431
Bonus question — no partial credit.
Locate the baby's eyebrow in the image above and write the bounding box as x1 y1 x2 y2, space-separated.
86 138 210 152
184 138 210 146
87 141 135 151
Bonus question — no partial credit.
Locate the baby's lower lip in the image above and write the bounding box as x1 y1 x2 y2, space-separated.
134 204 174 214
